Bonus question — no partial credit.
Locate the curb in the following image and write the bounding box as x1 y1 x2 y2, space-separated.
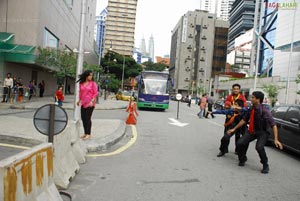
0 133 43 147
83 120 126 152
0 121 127 153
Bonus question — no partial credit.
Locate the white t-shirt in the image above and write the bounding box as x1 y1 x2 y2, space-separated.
4 77 13 87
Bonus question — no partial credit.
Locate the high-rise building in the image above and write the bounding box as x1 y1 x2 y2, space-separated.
228 0 255 51
218 0 236 20
140 36 147 56
227 28 252 75
148 35 154 62
133 47 142 64
104 0 138 56
0 0 97 96
200 0 217 14
200 0 235 20
96 8 108 57
169 10 229 95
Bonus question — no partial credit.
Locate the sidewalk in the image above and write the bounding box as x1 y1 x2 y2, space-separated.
0 94 129 152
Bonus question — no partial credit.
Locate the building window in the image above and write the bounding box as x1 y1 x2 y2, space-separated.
64 0 74 9
43 28 59 48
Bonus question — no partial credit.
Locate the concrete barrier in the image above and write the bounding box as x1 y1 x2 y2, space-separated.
69 120 87 164
52 122 81 189
0 143 63 201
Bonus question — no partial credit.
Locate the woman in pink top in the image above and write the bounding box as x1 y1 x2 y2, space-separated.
76 70 98 140
198 94 207 118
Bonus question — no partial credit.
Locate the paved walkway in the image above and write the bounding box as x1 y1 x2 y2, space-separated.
0 94 130 152
0 94 128 110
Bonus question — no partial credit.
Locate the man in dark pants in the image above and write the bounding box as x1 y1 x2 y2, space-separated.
205 96 215 118
2 73 13 103
227 91 283 174
225 83 248 153
214 99 247 157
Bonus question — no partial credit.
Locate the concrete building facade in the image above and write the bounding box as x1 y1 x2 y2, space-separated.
169 10 229 96
272 2 300 103
104 0 138 56
0 0 97 96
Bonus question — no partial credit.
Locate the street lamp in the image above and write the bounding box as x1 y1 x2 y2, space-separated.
74 0 87 121
104 40 113 100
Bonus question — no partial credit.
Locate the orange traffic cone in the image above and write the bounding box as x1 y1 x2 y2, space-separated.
126 110 136 125
132 102 139 116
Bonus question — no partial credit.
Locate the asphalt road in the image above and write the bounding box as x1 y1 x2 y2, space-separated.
62 101 300 201
1 101 300 200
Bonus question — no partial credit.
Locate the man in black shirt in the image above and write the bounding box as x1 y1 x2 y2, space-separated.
227 91 283 174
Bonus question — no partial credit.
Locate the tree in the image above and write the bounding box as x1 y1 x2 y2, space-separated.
101 51 143 89
262 84 282 107
36 47 77 88
143 61 168 72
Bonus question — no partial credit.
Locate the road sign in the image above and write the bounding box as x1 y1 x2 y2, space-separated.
33 104 68 143
176 93 182 101
175 93 182 119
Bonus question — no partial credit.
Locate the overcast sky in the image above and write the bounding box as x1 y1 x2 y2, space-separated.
96 0 200 57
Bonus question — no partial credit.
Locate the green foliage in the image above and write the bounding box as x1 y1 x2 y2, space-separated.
35 47 77 80
99 74 122 93
262 84 282 105
296 74 300 95
101 51 142 88
143 61 167 72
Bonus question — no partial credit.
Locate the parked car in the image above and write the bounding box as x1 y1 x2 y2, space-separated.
268 105 300 154
246 101 271 111
214 100 225 110
116 91 135 101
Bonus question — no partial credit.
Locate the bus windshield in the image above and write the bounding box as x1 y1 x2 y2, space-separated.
143 79 167 95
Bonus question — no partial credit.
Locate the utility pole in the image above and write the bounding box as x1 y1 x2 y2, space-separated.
74 0 87 121
121 54 125 90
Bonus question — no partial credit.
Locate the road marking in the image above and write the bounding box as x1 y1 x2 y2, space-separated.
87 125 137 157
168 118 189 127
0 143 30 150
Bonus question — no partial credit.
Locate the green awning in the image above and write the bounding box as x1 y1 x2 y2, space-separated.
0 32 36 63
0 32 15 43
0 43 35 54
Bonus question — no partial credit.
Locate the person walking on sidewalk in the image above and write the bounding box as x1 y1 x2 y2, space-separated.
227 91 283 174
28 80 34 101
198 94 207 118
2 73 13 103
205 96 215 118
76 70 98 140
55 85 64 107
38 80 45 97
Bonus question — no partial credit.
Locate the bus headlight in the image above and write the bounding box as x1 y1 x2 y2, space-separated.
163 100 169 103
138 98 145 101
